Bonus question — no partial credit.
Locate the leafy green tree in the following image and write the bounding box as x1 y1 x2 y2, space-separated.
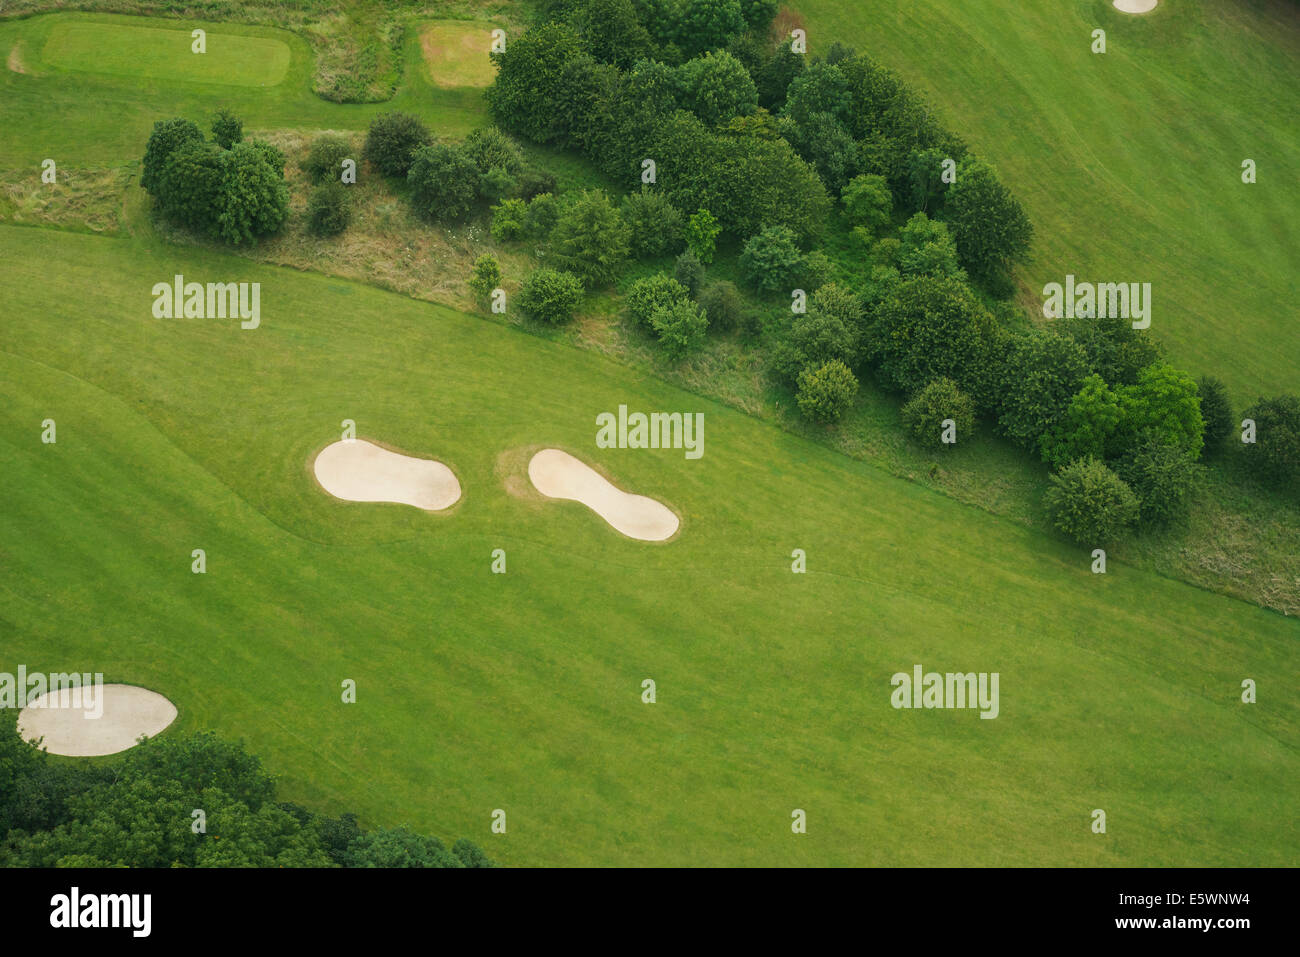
754 44 804 111
517 268 584 323
943 157 1033 280
518 168 558 200
1038 374 1122 470
626 273 691 327
363 112 433 178
674 0 746 57
896 212 963 278
1240 394 1300 492
772 297 861 385
157 140 224 232
468 254 502 308
307 182 352 237
548 190 631 286
903 147 951 214
344 827 464 868
780 111 860 193
487 22 586 143
651 298 710 360
216 142 289 245
841 173 893 233
739 0 778 30
524 192 561 238
677 50 758 126
140 117 205 194
1059 313 1162 387
697 279 743 332
621 188 685 259
407 144 481 222
996 331 1090 450
674 249 706 296
781 61 851 125
1116 363 1204 460
491 198 529 241
684 208 722 264
248 140 287 179
739 225 804 293
1043 457 1139 546
304 133 355 184
901 377 976 449
461 127 527 180
211 108 244 150
1197 375 1234 458
1114 432 1201 527
567 0 654 69
796 360 859 423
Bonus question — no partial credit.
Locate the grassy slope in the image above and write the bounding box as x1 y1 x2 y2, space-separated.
798 0 1300 399
1 223 1297 866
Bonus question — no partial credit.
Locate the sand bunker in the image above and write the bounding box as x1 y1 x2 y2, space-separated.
314 439 461 511
18 684 177 756
1113 0 1157 13
528 449 679 541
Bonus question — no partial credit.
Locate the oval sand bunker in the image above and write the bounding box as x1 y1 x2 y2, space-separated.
1113 0 1157 12
314 439 461 510
528 449 679 541
18 684 177 756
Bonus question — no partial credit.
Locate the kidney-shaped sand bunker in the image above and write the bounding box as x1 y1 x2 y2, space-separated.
18 684 178 756
528 449 679 541
314 439 461 511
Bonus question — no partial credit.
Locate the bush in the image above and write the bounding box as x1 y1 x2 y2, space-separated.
897 212 963 278
460 126 526 179
516 268 584 324
1240 394 1300 492
211 108 243 150
684 208 722 264
1116 363 1204 460
517 169 558 201
523 193 560 239
490 198 528 241
626 273 691 327
841 173 892 232
548 190 631 286
621 188 684 259
407 144 480 222
796 360 858 423
468 255 502 309
674 249 705 296
697 280 743 332
650 299 709 360
306 182 352 237
1114 432 1200 527
215 142 289 245
304 134 354 185
772 295 861 385
901 378 976 449
1197 375 1234 457
1043 457 1139 546
738 225 804 293
1038 374 1122 470
364 112 433 178
141 117 205 194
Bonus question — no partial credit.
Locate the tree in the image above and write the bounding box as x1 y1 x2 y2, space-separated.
620 188 684 258
1059 313 1161 387
684 208 722 264
460 127 527 181
452 838 496 868
407 144 480 222
157 140 224 232
344 828 464 868
650 299 710 360
781 61 851 125
738 0 778 30
625 273 691 327
754 44 804 111
796 360 859 423
780 111 860 193
468 254 502 308
307 182 352 237
674 249 705 296
1114 432 1201 527
996 331 1090 450
1116 363 1204 460
901 378 975 449
487 22 586 143
677 50 758 126
1197 375 1234 458
211 108 243 150
841 173 892 233
1240 394 1300 492
140 117 205 194
943 157 1033 280
698 280 743 332
517 268 584 323
363 112 433 178
304 133 355 184
524 192 561 238
567 0 654 69
903 147 951 214
1038 374 1122 470
548 190 631 286
215 142 289 245
772 299 861 385
896 212 963 279
674 0 746 58
738 225 804 293
491 199 528 241
1043 457 1139 546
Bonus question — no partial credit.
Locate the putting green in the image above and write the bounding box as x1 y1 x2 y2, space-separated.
41 21 291 87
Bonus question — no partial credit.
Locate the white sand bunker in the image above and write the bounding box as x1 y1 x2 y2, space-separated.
18 684 177 756
528 449 679 542
314 439 461 511
1113 0 1157 13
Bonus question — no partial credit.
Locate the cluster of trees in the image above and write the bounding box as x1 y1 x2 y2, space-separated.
0 715 492 868
140 110 289 245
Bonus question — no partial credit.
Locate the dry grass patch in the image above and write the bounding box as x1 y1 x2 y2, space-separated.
0 165 129 234
420 20 499 88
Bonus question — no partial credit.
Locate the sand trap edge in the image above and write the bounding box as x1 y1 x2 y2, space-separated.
16 683 178 757
311 437 463 513
526 447 682 543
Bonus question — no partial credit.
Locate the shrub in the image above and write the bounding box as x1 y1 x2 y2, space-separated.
796 360 858 423
490 198 528 241
1240 394 1300 492
621 188 684 259
304 134 354 184
478 166 517 203
772 296 861 385
140 117 205 194
548 190 631 287
897 212 963 279
738 225 804 293
650 299 710 360
901 378 976 449
684 208 722 264
364 112 433 178
516 268 584 324
1038 374 1123 470
626 273 691 327
211 108 243 150
517 169 558 201
407 144 480 222
1114 432 1200 527
1115 363 1204 460
468 255 502 309
1043 457 1139 546
523 192 560 239
1197 375 1234 457
674 249 705 297
248 140 286 179
841 173 892 233
697 280 743 332
460 127 526 179
306 182 352 237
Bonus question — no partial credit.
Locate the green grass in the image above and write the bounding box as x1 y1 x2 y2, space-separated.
799 0 1300 400
1 223 1297 866
41 20 291 86
419 19 502 88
